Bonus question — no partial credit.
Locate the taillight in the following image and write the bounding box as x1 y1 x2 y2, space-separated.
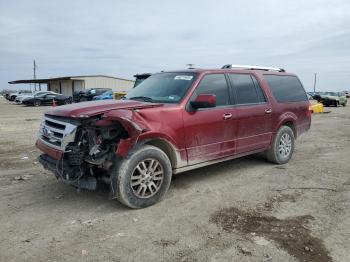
308 103 313 116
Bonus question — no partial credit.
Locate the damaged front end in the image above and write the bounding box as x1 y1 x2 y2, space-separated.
37 112 142 192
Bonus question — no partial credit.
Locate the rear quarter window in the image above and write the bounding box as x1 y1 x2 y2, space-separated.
264 75 308 102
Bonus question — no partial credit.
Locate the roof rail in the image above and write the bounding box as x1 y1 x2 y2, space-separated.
221 64 285 72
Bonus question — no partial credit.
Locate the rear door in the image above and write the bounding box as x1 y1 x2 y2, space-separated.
228 73 273 154
183 73 238 165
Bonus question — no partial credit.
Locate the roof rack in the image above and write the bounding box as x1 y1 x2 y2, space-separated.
221 64 285 72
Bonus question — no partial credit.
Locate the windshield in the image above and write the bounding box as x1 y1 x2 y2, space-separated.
126 72 197 103
134 78 146 87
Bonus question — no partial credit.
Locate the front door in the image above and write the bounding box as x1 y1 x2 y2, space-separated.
183 73 237 165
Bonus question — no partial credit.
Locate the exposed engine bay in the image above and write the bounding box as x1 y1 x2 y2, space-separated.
38 114 129 191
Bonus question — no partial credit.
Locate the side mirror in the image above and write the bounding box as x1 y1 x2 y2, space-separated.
190 94 216 109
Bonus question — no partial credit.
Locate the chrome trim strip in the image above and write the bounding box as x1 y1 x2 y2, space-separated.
172 148 265 174
38 137 62 151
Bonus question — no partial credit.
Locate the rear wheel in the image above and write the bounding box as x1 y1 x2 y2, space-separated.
33 100 41 107
265 126 295 164
113 145 172 208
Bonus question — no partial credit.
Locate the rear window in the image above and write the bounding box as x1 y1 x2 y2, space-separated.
264 75 307 102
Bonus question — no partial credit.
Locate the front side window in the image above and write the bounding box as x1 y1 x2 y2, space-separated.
126 72 197 103
192 74 229 106
229 74 266 104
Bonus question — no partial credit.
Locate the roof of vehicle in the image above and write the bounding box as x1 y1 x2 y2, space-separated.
161 68 295 76
134 73 152 78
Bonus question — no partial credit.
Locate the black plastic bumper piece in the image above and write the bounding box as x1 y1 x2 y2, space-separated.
38 154 97 190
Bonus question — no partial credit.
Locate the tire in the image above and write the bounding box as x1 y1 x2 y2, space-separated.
335 101 338 107
113 145 172 208
265 126 295 164
33 100 41 107
343 101 347 107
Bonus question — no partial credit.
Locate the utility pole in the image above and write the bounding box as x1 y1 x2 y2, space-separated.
313 73 317 93
33 60 39 91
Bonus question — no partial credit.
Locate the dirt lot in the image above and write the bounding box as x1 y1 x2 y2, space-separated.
0 98 349 262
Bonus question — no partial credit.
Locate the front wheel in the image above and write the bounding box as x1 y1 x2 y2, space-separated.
113 145 172 208
33 100 41 107
265 126 295 164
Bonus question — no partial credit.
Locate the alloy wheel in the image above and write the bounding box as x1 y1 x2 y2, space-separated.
130 158 164 198
278 133 292 159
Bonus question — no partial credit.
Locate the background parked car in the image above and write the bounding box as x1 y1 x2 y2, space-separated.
8 91 32 101
73 88 111 102
92 90 113 100
22 93 72 106
313 92 347 107
15 91 58 104
133 73 152 88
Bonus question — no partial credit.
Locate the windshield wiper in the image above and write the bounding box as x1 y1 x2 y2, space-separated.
128 96 155 102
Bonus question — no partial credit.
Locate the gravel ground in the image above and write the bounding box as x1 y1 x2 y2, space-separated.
0 98 349 262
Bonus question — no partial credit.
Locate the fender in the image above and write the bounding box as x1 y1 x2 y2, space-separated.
103 109 148 157
103 109 185 165
274 111 297 135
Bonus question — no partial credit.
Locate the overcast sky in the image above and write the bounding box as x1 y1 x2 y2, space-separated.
1 0 350 91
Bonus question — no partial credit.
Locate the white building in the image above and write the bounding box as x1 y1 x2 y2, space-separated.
9 75 135 96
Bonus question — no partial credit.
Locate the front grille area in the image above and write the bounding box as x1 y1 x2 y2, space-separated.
38 115 78 151
45 119 66 130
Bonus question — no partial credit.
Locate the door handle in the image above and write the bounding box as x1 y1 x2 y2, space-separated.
265 108 272 114
223 113 232 120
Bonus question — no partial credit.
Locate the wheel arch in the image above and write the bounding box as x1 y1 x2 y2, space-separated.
144 138 178 169
282 121 297 138
275 113 297 138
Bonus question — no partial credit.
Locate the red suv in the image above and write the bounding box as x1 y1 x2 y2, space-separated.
36 65 311 208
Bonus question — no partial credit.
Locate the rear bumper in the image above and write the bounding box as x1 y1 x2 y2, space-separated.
36 138 63 160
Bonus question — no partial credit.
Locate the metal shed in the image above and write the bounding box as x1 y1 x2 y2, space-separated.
9 75 135 96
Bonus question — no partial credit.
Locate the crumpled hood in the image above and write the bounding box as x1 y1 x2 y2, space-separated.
45 99 163 118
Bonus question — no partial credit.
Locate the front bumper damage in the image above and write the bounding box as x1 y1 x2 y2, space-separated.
36 109 151 194
39 154 98 190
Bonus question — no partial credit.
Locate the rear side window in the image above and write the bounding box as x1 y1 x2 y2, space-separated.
193 74 229 106
264 75 307 102
229 74 266 104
